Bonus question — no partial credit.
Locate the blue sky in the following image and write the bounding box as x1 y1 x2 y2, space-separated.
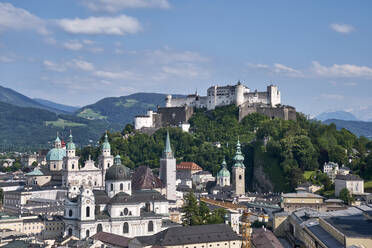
0 0 372 119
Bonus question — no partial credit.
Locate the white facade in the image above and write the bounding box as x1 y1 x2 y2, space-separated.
166 82 281 110
323 162 339 182
159 132 177 201
134 110 156 130
335 175 364 196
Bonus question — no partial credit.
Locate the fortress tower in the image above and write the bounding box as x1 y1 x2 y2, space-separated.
235 81 245 106
232 139 245 196
159 131 177 201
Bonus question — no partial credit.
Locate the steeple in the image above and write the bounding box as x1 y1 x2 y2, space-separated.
233 137 245 168
66 130 76 151
163 131 173 159
102 131 111 150
55 132 61 148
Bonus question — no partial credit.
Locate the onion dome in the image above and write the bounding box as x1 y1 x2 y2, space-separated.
217 159 230 177
233 138 245 168
66 131 76 150
47 134 66 161
102 132 111 150
105 155 131 181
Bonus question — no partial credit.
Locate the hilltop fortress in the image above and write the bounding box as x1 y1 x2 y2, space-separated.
134 82 296 130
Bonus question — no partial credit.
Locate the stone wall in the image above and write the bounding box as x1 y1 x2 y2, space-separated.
158 106 194 126
239 103 296 122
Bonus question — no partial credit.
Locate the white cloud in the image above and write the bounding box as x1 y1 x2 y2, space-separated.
312 61 372 78
69 59 95 71
273 63 302 76
246 62 302 77
0 56 13 63
82 0 170 12
330 23 354 34
246 63 270 69
0 3 48 35
319 94 344 100
94 70 135 80
43 60 65 72
57 15 141 36
63 41 83 51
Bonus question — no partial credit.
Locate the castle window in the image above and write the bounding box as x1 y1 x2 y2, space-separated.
148 221 154 232
86 206 90 217
86 229 90 238
110 183 113 191
123 222 129 234
68 209 73 217
120 183 123 191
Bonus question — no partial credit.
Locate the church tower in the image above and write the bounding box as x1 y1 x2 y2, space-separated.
160 131 176 201
99 132 114 185
78 185 95 238
232 139 245 196
62 131 80 187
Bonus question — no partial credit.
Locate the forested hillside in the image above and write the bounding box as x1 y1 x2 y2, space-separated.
323 119 372 139
81 105 372 192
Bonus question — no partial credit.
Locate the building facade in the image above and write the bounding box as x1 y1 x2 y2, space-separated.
159 132 177 201
335 174 364 196
232 139 245 196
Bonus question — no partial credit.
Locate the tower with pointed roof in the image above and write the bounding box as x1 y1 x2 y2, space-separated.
217 159 230 187
66 130 76 158
99 131 114 186
232 139 245 195
160 131 177 201
47 133 66 172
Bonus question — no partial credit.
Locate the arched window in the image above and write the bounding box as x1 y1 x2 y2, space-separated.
97 224 103 233
86 229 90 238
124 208 129 215
72 164 75 169
148 221 154 232
120 183 123 191
128 183 130 190
110 183 113 191
123 222 129 234
86 206 90 217
239 175 242 180
68 228 72 236
69 209 73 217
108 163 110 167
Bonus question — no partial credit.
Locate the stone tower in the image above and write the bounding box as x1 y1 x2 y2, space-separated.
232 139 245 196
62 131 79 187
160 131 177 201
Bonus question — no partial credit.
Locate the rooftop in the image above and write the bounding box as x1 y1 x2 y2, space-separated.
324 214 372 238
282 192 324 198
251 228 284 248
335 174 363 181
177 162 202 171
92 232 130 248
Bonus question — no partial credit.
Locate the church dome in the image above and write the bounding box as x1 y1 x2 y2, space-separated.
102 133 111 150
217 160 230 177
105 155 131 181
46 148 66 161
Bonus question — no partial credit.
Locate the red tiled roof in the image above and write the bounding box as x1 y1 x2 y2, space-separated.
92 232 130 248
132 166 163 190
176 162 202 171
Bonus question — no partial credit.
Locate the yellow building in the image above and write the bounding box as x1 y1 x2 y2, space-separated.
281 192 325 212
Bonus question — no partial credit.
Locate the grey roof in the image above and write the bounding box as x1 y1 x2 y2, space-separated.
109 190 167 205
135 224 239 246
93 190 110 204
282 192 324 198
323 214 372 238
306 224 343 248
92 232 130 248
335 174 363 181
0 181 25 187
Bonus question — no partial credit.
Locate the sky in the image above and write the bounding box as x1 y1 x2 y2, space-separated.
0 0 372 119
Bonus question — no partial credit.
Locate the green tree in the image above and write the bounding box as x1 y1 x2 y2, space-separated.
182 192 200 226
339 188 353 204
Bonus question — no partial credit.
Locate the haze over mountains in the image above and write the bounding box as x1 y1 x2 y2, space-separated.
0 84 371 151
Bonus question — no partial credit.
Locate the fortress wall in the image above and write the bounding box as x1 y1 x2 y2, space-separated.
239 104 296 121
158 106 194 126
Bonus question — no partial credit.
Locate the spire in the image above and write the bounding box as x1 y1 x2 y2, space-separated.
66 130 76 151
233 138 245 168
102 131 111 151
163 131 173 158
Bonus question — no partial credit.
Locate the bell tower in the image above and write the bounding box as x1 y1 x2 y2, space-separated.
160 131 176 201
99 132 114 185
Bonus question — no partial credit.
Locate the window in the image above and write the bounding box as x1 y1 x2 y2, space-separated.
239 175 242 180
97 224 103 233
120 183 123 191
68 228 72 236
128 183 130 190
72 164 75 169
86 206 90 217
124 208 129 215
86 229 90 238
148 221 154 232
69 209 73 217
110 183 113 191
53 164 56 169
123 222 129 234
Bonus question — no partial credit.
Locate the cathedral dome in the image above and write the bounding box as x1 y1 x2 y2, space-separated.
46 148 66 161
105 155 131 181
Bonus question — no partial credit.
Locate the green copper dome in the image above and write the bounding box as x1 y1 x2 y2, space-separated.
105 155 131 181
102 133 111 150
66 133 76 150
233 139 245 168
217 159 230 177
46 148 66 161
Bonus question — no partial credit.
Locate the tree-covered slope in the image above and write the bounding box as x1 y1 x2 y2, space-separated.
0 85 64 113
0 102 120 151
33 98 80 113
76 93 185 124
86 106 372 193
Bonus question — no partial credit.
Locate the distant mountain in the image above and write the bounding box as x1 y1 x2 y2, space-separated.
34 98 80 113
316 111 359 121
323 119 372 138
0 101 121 151
76 93 185 124
0 85 64 114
